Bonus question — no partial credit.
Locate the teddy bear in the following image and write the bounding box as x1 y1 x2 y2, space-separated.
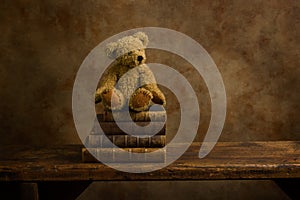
95 32 166 112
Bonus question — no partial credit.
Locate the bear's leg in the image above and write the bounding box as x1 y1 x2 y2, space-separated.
101 89 124 110
95 89 102 104
143 84 166 107
129 88 153 112
151 90 166 106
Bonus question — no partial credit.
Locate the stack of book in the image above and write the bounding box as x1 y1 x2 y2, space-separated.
82 108 167 163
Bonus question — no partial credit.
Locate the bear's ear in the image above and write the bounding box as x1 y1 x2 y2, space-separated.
105 42 118 59
133 32 148 47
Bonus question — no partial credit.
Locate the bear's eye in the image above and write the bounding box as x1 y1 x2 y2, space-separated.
128 51 132 55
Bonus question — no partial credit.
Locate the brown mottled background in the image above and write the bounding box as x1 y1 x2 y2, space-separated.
0 0 299 199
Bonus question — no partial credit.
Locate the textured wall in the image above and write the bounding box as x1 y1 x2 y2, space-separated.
0 0 299 145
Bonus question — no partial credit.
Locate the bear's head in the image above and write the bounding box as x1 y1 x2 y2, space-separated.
105 32 148 67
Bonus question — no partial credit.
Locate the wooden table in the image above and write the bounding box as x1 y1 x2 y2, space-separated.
0 141 299 199
0 141 300 181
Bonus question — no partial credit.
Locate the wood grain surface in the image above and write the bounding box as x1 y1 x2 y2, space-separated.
0 141 299 181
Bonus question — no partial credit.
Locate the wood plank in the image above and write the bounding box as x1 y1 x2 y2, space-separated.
0 141 299 181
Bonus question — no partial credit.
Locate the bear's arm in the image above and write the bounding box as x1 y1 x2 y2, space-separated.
139 65 166 106
95 66 118 102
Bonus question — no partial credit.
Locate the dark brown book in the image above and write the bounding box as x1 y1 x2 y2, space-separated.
98 110 166 122
86 135 166 148
82 147 166 163
96 121 166 135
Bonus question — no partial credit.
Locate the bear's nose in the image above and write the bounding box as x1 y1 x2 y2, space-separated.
137 56 143 62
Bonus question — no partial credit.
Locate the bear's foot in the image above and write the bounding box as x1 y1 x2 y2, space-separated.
95 89 102 104
151 91 166 106
101 89 124 110
129 88 153 112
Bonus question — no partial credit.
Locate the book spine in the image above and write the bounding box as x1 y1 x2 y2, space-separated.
97 121 166 135
82 147 166 163
98 111 166 122
86 135 166 148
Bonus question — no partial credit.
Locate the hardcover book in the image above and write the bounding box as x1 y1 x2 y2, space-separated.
86 134 166 148
96 121 166 135
98 109 166 122
82 147 166 163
